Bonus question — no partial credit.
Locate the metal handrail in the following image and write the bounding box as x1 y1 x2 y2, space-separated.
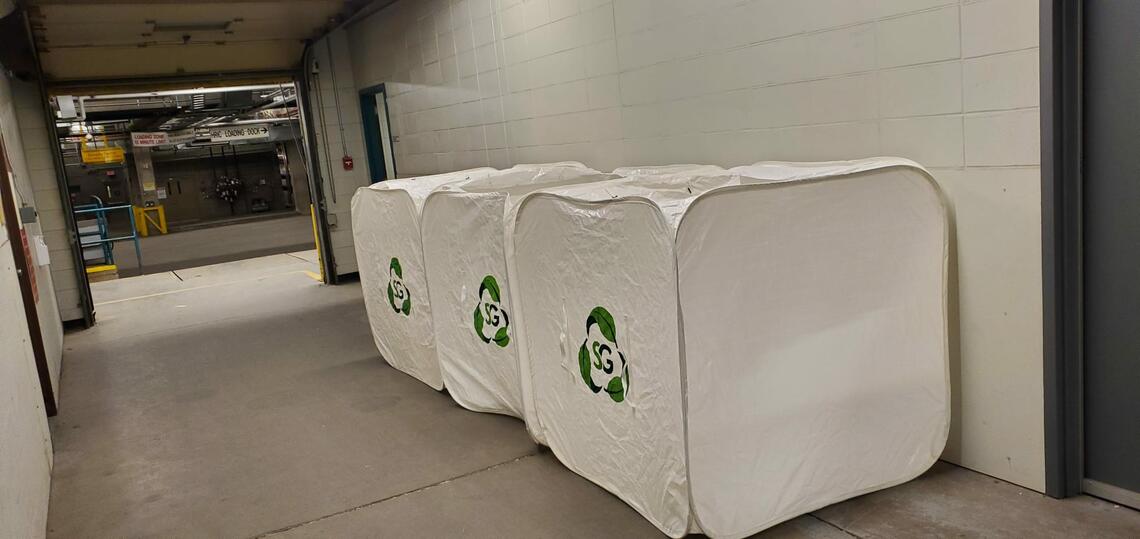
73 204 142 270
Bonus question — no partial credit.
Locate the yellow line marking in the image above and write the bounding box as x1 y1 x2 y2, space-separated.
86 264 118 274
304 271 323 282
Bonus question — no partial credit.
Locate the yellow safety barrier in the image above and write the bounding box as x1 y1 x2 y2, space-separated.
310 204 326 282
133 205 168 237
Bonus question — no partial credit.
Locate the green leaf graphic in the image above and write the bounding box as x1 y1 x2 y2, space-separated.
588 306 616 342
387 283 396 312
473 275 510 346
578 343 601 392
580 307 628 403
480 275 501 302
402 297 411 315
474 306 488 343
493 327 510 348
390 257 402 278
606 375 625 403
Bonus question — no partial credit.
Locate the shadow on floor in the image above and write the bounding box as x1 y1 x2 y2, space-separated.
46 254 1140 538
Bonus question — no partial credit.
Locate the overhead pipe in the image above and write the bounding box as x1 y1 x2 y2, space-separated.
80 84 287 100
203 116 298 127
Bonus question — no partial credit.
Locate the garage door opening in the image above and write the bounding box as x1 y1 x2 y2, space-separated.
49 82 322 303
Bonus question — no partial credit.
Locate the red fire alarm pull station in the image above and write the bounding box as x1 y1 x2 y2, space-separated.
342 155 354 171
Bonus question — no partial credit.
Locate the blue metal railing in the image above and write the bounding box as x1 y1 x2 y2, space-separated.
73 198 112 263
73 203 143 271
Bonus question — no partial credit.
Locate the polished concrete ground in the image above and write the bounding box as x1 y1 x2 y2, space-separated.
49 253 1140 538
112 213 314 277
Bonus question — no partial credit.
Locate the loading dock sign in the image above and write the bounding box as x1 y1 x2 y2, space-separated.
130 129 197 147
132 132 170 146
204 124 270 143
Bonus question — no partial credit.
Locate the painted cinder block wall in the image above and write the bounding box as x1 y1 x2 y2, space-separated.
0 228 52 539
305 30 371 277
13 80 82 325
316 0 1044 490
0 65 54 539
1 74 68 395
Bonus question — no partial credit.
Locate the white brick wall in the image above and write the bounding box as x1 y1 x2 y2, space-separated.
307 30 370 276
8 78 83 324
0 73 53 539
321 0 1045 490
0 73 68 398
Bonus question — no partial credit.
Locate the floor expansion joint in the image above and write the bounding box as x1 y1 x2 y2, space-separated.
253 451 543 538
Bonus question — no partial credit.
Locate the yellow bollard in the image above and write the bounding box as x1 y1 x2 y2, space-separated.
134 206 148 237
310 204 326 283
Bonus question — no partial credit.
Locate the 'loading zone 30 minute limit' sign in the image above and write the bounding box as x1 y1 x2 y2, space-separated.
205 124 271 143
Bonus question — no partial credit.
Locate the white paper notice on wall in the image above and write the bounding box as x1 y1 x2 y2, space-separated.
33 234 50 266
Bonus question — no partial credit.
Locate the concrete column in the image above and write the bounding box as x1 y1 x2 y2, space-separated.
132 146 158 206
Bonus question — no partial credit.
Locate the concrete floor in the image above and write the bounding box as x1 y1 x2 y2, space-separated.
111 213 314 277
49 254 1140 538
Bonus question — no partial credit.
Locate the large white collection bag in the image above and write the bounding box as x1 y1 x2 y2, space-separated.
612 164 727 176
506 166 734 444
351 168 495 389
421 162 614 416
510 158 949 538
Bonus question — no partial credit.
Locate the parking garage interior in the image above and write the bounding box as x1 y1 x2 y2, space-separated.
56 84 316 283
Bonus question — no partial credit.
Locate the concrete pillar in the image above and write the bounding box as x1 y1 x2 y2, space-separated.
132 146 158 206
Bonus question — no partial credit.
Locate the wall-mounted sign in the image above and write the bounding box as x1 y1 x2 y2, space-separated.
131 129 197 147
19 229 38 303
81 147 125 164
203 124 270 143
131 132 169 146
167 130 198 145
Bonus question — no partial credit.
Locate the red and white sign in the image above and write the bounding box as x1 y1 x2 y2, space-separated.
131 129 198 147
19 228 38 303
131 131 170 147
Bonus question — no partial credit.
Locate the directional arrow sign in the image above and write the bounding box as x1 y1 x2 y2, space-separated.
203 124 272 142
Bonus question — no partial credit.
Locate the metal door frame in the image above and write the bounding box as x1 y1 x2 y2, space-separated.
358 83 397 183
1042 0 1140 506
297 43 339 284
1041 0 1083 500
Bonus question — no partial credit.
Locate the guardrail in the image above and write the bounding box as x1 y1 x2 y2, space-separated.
74 204 143 271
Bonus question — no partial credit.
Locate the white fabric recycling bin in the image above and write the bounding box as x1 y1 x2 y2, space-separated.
351 167 496 389
508 166 734 444
510 158 949 538
612 164 727 176
420 162 613 416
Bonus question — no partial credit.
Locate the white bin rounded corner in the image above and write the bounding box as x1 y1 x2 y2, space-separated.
678 161 949 537
420 163 613 420
510 158 950 538
512 192 692 537
350 167 496 391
